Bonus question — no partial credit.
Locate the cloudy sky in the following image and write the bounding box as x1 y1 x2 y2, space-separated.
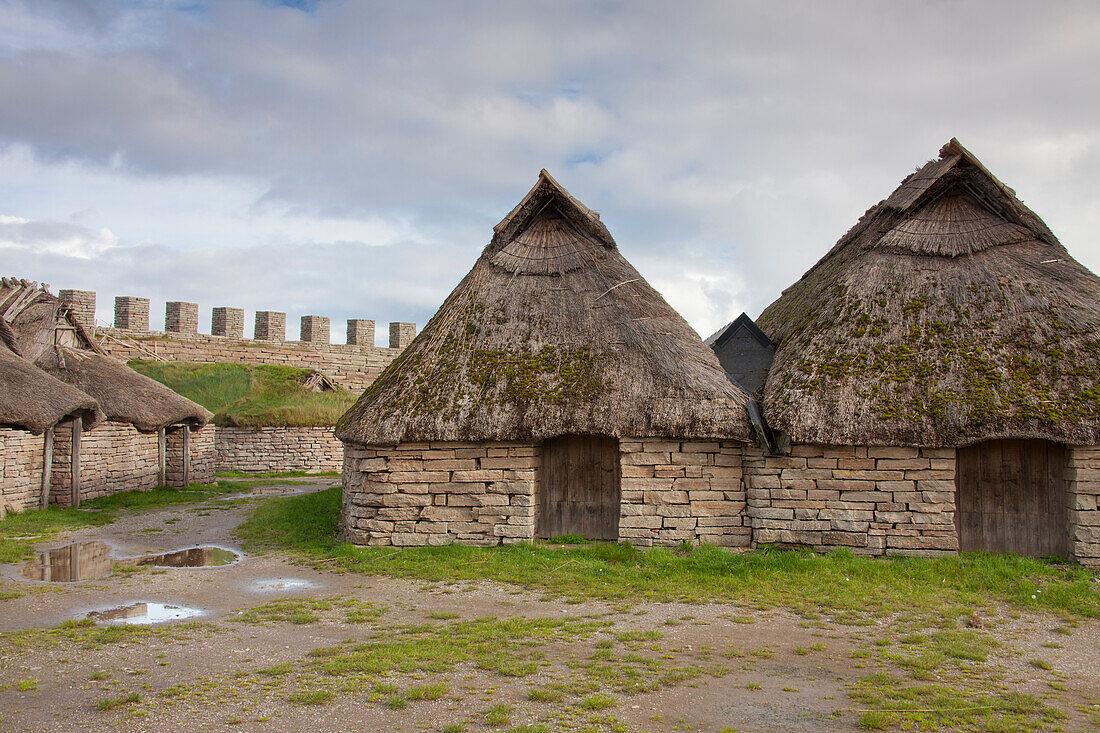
2 0 1098 344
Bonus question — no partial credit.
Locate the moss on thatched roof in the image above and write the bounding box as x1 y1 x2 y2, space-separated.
758 139 1100 447
2 278 211 432
337 170 752 445
0 326 102 434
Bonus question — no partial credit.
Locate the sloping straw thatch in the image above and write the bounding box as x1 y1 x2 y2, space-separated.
757 139 1100 447
2 278 211 432
0 325 103 434
337 170 752 445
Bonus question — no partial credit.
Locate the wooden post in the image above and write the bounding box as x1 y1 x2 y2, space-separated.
70 419 81 508
157 427 166 486
41 426 54 510
181 427 191 487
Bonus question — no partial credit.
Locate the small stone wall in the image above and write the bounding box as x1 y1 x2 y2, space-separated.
1068 445 1100 568
167 425 216 486
51 422 160 506
343 442 539 546
216 427 342 473
619 439 748 547
743 444 957 556
0 427 45 514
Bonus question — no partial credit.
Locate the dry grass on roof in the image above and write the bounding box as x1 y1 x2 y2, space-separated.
337 172 751 446
758 139 1100 448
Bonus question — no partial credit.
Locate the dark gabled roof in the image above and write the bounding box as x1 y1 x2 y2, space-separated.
705 312 774 349
337 171 753 445
757 139 1100 447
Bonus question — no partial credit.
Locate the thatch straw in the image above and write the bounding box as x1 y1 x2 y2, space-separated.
0 328 102 434
2 278 211 432
337 170 751 445
758 139 1100 447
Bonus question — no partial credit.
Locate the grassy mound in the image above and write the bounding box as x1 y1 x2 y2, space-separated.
129 361 357 427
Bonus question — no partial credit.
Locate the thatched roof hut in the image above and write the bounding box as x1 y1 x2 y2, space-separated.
0 323 102 435
337 170 752 445
757 139 1100 447
1 278 211 432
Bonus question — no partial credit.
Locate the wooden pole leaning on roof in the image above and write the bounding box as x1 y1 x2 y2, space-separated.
40 426 53 510
70 418 81 508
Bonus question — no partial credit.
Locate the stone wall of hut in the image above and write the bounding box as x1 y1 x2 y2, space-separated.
0 427 45 514
167 425 216 486
1067 445 1100 568
342 441 539 546
619 439 748 547
51 422 161 505
216 427 343 474
742 444 958 555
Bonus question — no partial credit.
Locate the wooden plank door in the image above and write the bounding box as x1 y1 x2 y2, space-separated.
955 439 1067 557
538 435 620 540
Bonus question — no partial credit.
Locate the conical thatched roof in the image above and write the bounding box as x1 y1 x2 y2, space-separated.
758 139 1100 447
2 278 211 432
337 171 752 445
0 326 102 435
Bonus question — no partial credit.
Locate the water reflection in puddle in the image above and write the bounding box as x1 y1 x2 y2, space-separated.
20 541 113 582
250 578 319 592
86 602 203 625
137 546 240 568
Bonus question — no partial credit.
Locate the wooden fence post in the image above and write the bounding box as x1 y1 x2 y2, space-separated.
70 418 81 508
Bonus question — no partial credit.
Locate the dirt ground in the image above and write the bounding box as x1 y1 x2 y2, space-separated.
1 480 1098 732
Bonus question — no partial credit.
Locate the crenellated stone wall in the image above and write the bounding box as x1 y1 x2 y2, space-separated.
743 444 958 556
0 427 45 515
619 439 748 547
343 442 539 546
216 427 342 474
1067 445 1100 568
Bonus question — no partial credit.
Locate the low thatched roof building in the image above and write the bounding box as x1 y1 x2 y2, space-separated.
0 324 101 435
337 170 750 445
2 278 211 432
747 139 1100 563
758 139 1100 448
1 277 213 510
340 171 752 547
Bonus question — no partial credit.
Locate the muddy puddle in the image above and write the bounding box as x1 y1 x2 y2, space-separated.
136 546 240 568
85 602 204 625
19 541 114 582
250 578 319 592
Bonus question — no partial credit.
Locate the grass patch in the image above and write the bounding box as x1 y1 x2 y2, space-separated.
232 597 383 626
240 488 1100 618
287 688 333 705
217 470 339 479
580 693 616 710
486 703 511 726
95 692 141 710
129 361 357 428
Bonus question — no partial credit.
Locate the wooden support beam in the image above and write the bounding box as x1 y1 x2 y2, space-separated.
70 419 81 508
157 427 166 486
40 426 53 510
182 427 191 487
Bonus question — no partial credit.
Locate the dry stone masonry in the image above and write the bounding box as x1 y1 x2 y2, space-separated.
59 289 96 326
51 422 160 506
212 307 245 338
619 439 748 547
0 428 44 515
254 310 286 341
343 442 539 546
300 315 330 344
166 302 199 333
389 322 416 349
1068 446 1100 567
743 444 957 555
347 319 375 346
114 296 149 331
216 427 343 474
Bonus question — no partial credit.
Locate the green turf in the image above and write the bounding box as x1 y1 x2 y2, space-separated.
237 487 1100 618
128 361 357 427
